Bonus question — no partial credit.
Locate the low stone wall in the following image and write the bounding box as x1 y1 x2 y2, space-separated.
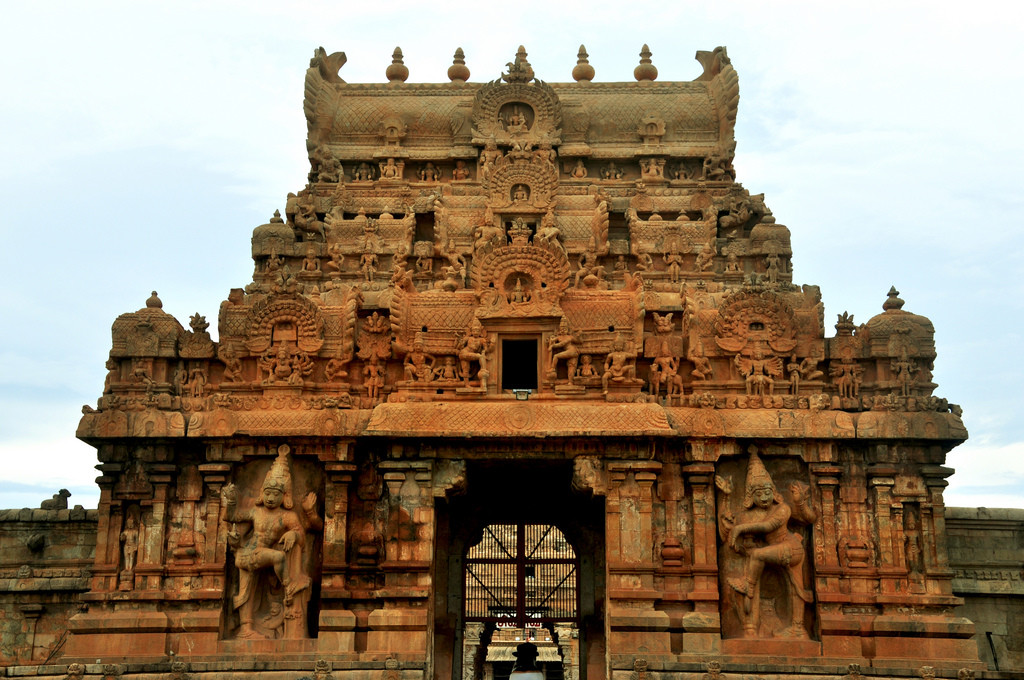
0 507 97 665
946 507 1024 672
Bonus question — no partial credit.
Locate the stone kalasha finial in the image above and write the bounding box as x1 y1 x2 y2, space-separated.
146 291 162 309
883 285 905 311
634 44 658 82
448 47 470 83
270 209 284 223
573 44 595 83
386 47 409 83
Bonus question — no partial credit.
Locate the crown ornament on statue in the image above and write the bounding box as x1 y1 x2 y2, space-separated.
261 444 295 509
742 447 778 508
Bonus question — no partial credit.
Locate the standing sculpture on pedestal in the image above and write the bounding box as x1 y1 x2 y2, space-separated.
222 445 321 639
716 449 816 639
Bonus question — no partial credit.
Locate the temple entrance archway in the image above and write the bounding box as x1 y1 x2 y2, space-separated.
432 459 605 680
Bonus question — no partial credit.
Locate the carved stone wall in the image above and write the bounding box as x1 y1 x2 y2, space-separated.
0 43 1011 680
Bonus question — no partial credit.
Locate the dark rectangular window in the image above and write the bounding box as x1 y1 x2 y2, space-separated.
502 339 538 390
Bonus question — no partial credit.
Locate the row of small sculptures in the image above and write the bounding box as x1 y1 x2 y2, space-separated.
310 146 735 185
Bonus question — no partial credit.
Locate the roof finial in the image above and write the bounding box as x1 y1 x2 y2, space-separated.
146 291 162 309
573 45 595 83
386 47 409 84
883 286 905 312
448 47 470 84
634 44 658 82
502 45 534 83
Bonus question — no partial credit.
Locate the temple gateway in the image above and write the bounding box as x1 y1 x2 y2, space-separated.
2 45 1021 680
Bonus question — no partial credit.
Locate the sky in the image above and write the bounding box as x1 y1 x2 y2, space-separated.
1 1 1022 510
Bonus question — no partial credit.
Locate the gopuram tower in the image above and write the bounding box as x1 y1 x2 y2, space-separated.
60 45 981 678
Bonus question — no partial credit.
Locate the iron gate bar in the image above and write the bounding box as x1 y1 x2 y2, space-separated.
464 523 579 627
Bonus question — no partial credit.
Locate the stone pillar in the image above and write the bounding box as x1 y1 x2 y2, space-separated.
319 453 358 655
554 623 578 680
90 459 120 592
605 460 671 668
365 460 433 661
680 459 720 655
875 472 905 601
137 463 174 591
462 621 485 680
809 462 857 659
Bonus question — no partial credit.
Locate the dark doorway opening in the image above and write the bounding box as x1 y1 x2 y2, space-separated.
433 461 605 680
502 339 538 390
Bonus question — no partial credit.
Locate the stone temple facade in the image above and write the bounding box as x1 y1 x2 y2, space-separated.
2 44 1021 680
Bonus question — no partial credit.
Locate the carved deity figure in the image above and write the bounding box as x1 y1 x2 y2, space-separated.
433 356 460 381
508 277 531 304
695 240 715 272
602 339 637 394
364 360 385 402
512 184 530 204
352 162 374 181
457 320 492 390
570 159 588 179
293 192 324 240
418 162 440 182
575 243 606 288
535 209 562 251
600 161 623 180
765 252 781 285
120 515 140 573
453 160 470 180
312 145 342 183
504 106 529 133
547 317 580 384
830 358 864 399
473 207 505 252
302 245 321 272
664 250 683 283
735 348 783 396
689 340 714 381
185 367 208 398
360 251 378 283
221 446 321 639
787 355 823 395
259 343 314 386
379 158 400 179
403 338 436 383
577 355 597 378
326 243 345 274
716 450 816 639
891 352 918 397
479 138 501 181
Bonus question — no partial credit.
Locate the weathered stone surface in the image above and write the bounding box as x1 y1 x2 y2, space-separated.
2 44 1018 680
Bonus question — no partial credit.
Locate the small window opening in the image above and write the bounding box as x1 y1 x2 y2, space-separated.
414 213 434 242
502 339 538 390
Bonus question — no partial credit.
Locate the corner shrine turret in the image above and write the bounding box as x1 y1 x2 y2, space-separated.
68 45 978 678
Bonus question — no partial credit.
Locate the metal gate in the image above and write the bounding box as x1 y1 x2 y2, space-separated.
464 523 578 626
